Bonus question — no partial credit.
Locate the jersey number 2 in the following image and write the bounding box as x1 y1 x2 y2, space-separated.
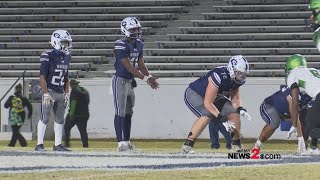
51 69 65 86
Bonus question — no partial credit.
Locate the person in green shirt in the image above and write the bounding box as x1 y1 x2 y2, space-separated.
64 80 90 148
4 83 32 147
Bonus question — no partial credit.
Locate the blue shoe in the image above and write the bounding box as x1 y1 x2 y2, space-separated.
53 144 71 152
35 144 46 151
211 144 220 149
226 144 232 149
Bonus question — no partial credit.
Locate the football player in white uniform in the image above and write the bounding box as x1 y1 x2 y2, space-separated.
285 54 320 155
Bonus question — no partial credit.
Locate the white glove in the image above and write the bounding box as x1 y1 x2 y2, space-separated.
240 110 252 121
64 93 70 109
287 126 297 139
43 93 54 108
297 136 306 154
237 107 252 121
222 121 236 132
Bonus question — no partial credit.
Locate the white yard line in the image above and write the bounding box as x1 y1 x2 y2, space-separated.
0 150 319 173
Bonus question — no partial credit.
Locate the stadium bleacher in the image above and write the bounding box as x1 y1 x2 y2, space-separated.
0 0 314 78
0 0 197 78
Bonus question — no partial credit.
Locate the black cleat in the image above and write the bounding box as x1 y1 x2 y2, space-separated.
53 144 71 152
35 144 46 151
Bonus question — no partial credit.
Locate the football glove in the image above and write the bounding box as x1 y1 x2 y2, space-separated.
217 113 235 132
288 126 297 139
222 121 236 132
43 93 54 108
237 106 252 121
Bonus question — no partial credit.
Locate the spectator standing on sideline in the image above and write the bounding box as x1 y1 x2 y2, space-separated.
4 83 32 147
64 80 90 148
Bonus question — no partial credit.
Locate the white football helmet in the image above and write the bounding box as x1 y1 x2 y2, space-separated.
120 17 142 38
49 30 72 55
227 55 249 84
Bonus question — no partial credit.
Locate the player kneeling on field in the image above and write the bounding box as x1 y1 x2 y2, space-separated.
182 55 252 153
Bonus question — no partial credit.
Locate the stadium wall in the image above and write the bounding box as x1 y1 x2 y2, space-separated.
0 78 292 140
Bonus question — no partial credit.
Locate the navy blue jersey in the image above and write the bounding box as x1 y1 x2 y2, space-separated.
189 66 244 98
114 38 143 79
40 49 70 93
264 86 312 116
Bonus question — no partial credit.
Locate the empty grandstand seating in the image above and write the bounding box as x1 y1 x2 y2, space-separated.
145 0 313 77
0 0 315 78
0 0 197 78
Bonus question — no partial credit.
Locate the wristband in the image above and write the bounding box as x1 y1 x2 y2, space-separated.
237 106 246 114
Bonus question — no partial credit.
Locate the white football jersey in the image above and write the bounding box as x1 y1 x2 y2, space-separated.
286 67 320 99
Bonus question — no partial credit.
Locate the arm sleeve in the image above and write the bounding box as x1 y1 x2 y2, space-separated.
114 40 128 61
209 72 221 88
40 52 50 76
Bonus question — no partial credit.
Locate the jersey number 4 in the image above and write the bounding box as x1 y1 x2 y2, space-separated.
51 69 65 86
130 57 138 68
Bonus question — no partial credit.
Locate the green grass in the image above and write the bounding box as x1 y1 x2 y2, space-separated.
1 164 320 180
0 139 310 179
0 138 299 153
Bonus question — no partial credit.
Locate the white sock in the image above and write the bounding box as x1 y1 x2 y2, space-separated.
298 136 304 141
54 122 63 146
37 120 47 145
255 139 262 148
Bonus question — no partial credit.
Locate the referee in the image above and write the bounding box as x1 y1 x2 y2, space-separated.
64 80 90 148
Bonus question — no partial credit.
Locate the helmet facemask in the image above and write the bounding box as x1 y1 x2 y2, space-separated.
129 27 142 39
232 70 248 84
59 39 72 55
